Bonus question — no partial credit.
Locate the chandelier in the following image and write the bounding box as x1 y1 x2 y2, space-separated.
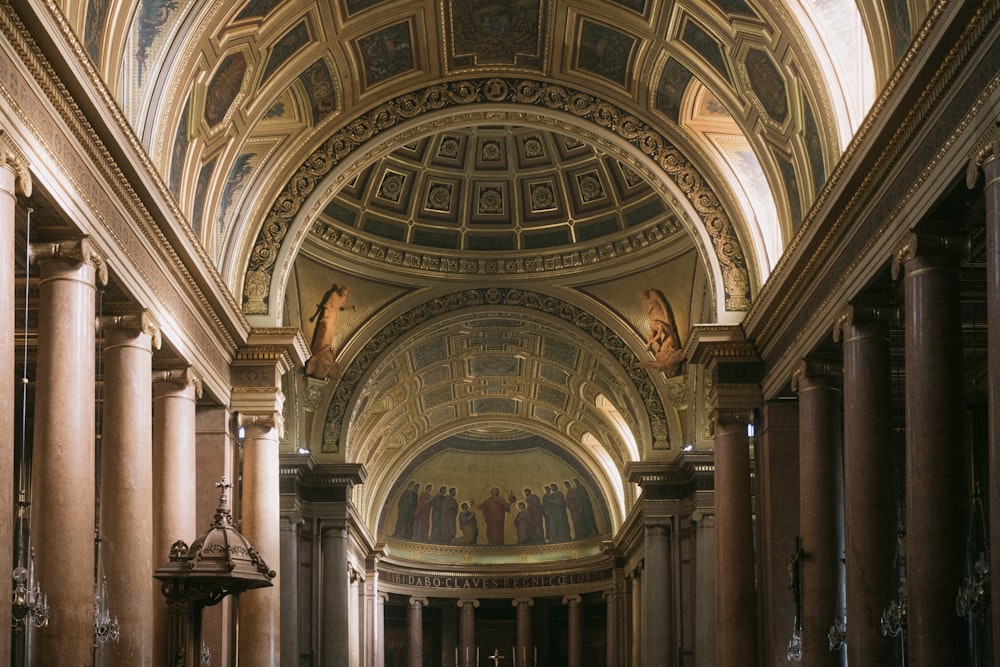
11 208 48 632
880 585 906 638
11 543 48 630
827 615 846 651
93 575 119 644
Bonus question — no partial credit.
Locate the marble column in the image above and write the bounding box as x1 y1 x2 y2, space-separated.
563 596 582 667
364 559 383 667
350 566 362 667
629 570 641 667
322 522 350 667
604 557 627 667
792 363 842 666
99 312 160 667
644 521 673 666
29 237 105 666
895 232 969 664
713 411 759 667
152 366 202 667
232 330 305 667
458 599 478 667
513 598 533 667
756 401 799 666
280 513 303 667
690 512 715 667
604 590 616 667
376 593 388 667
835 306 895 665
407 597 427 667
236 415 282 667
970 129 1000 655
0 133 30 651
196 405 236 667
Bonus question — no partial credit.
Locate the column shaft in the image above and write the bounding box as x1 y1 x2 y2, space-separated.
796 372 842 666
713 417 759 667
565 596 582 667
643 524 673 666
903 246 969 664
280 517 301 667
757 402 799 665
983 147 1000 656
458 601 476 667
407 598 424 667
841 317 895 665
237 421 282 667
514 599 533 667
100 319 156 666
0 146 25 650
30 244 99 666
629 572 641 667
322 525 350 667
152 370 200 667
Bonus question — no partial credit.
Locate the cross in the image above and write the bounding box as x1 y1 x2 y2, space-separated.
488 648 504 667
216 476 232 493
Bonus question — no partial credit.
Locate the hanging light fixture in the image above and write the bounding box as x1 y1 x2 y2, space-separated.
11 207 49 631
93 293 120 645
93 574 119 644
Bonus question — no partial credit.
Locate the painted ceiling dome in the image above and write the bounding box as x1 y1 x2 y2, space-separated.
320 125 678 255
57 0 924 568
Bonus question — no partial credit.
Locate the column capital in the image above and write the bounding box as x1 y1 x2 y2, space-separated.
408 597 428 607
457 598 480 609
511 598 534 608
0 130 32 196
965 118 1000 187
891 230 969 279
790 358 840 392
832 302 897 342
152 365 203 398
235 409 283 436
99 310 162 349
29 236 107 285
281 511 305 527
562 595 582 606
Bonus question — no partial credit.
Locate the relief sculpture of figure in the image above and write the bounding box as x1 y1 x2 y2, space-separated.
305 284 355 380
637 288 685 377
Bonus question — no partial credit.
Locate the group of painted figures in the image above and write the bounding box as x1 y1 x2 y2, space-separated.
392 479 599 547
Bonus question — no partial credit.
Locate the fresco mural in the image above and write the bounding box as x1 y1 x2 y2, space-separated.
379 433 609 550
575 20 636 88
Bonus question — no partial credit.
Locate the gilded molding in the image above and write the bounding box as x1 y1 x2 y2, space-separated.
0 2 243 367
308 216 681 280
747 0 996 348
244 77 751 315
28 236 108 285
99 310 163 350
0 129 31 196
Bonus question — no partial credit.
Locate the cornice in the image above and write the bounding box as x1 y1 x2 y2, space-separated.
744 0 994 350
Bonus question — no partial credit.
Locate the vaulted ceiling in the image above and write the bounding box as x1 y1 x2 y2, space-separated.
53 0 927 538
